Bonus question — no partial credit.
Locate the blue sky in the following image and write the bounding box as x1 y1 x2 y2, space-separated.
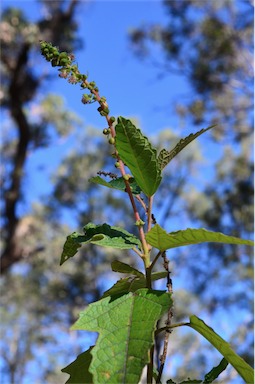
3 0 218 220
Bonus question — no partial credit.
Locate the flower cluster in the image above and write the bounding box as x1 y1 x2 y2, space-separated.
39 41 110 116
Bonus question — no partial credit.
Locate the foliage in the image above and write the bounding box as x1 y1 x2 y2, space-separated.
40 41 254 384
130 2 254 373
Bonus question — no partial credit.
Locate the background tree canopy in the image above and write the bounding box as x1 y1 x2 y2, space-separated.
0 1 253 383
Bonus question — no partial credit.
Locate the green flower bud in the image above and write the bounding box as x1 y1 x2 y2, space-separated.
41 47 49 54
103 128 110 135
114 162 120 168
109 116 116 124
135 219 145 227
59 58 70 66
108 137 115 145
40 41 47 49
52 48 59 57
97 106 109 116
89 81 96 89
58 52 68 60
123 174 131 181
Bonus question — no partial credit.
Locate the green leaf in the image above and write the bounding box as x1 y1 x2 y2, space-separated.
203 358 228 383
60 223 141 265
61 347 94 384
188 315 254 383
115 117 162 196
158 125 215 170
61 232 83 265
166 359 228 384
89 176 141 194
101 277 146 298
111 260 144 277
72 289 172 384
102 272 168 298
146 224 254 251
151 271 168 281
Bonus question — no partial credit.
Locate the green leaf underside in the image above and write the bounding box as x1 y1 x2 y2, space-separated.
72 289 172 384
60 223 141 265
203 358 228 383
146 224 254 251
115 117 162 196
111 260 144 277
102 272 168 298
62 347 93 384
158 125 215 170
188 316 254 383
89 176 141 194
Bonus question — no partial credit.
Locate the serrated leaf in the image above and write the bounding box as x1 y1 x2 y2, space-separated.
61 232 83 264
146 224 254 251
115 117 162 196
72 289 172 384
61 347 93 384
60 223 141 265
188 315 254 383
203 358 228 383
89 176 141 194
101 277 146 298
111 260 144 277
158 125 215 170
102 272 168 298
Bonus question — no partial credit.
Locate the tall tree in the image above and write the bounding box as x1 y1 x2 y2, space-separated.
1 0 80 272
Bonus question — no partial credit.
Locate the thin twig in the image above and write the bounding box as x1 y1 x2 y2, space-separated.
155 322 189 335
135 194 147 212
156 251 174 384
150 251 162 271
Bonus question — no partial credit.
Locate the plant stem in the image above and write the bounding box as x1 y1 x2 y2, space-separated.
156 251 174 383
147 196 154 233
147 345 154 384
90 86 151 264
150 251 162 271
145 266 152 289
155 322 189 335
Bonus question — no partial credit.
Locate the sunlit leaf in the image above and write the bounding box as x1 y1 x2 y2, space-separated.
146 224 254 251
72 289 172 384
60 223 141 265
115 117 162 196
188 315 254 383
158 125 215 170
